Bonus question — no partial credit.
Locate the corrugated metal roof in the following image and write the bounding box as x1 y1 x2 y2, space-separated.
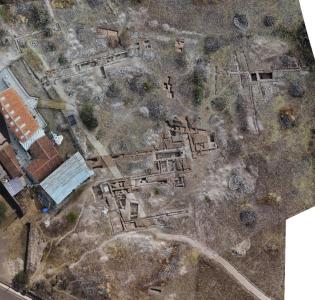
40 152 94 205
3 177 26 196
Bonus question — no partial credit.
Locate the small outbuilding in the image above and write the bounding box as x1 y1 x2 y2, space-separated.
40 152 94 206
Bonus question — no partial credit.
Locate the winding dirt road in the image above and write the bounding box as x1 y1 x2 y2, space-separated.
150 229 272 300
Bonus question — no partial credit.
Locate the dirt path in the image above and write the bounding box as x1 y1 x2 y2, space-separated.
150 229 272 300
83 131 122 179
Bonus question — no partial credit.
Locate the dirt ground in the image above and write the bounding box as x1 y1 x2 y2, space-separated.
0 0 314 299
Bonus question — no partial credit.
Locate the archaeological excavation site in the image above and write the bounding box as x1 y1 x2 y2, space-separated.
0 0 314 299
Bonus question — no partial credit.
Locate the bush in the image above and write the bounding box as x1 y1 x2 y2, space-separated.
279 107 296 129
193 69 205 105
106 82 121 98
211 97 226 111
295 22 315 68
263 16 275 27
12 271 28 291
28 4 50 30
79 102 98 130
204 36 220 54
240 210 256 228
45 41 57 52
147 99 165 121
0 202 6 224
58 54 68 66
288 82 305 98
174 53 187 69
194 86 204 105
66 212 78 224
129 76 154 95
0 28 7 46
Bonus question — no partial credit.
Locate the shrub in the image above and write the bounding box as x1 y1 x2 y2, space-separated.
79 102 98 130
204 36 220 54
0 202 6 224
295 22 315 68
240 210 256 228
263 16 275 27
58 54 68 65
174 53 187 69
28 4 50 30
12 271 28 291
194 85 204 105
193 69 205 105
288 82 305 98
211 97 226 111
106 82 121 98
66 212 78 224
279 107 296 129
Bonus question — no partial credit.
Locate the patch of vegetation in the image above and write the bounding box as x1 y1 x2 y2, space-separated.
28 3 50 30
295 22 315 68
153 187 160 196
263 16 275 27
44 41 57 52
58 54 68 66
0 5 12 23
23 48 44 72
235 94 248 132
106 82 121 98
147 99 166 122
240 210 256 228
193 69 205 105
288 82 305 98
233 14 248 30
79 102 98 130
0 28 8 47
129 76 155 96
274 22 315 69
204 36 220 54
119 28 131 48
226 139 241 158
279 107 296 129
12 271 28 291
174 52 187 69
0 202 7 224
204 195 211 203
43 28 53 38
66 211 78 224
211 97 226 112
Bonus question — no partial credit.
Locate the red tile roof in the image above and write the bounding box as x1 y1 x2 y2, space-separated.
26 136 63 182
0 88 40 143
0 133 22 179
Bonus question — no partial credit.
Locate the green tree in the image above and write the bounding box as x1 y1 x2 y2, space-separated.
12 271 28 291
28 4 49 30
79 102 98 130
193 69 205 105
66 212 78 224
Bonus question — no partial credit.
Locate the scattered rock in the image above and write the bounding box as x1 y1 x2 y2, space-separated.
231 239 251 256
148 20 159 28
161 24 170 32
139 106 149 118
